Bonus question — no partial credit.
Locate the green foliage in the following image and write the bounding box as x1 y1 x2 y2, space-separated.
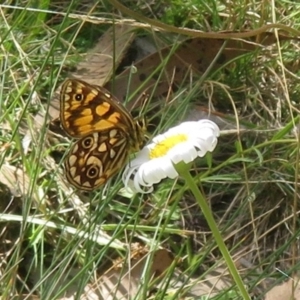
1 0 300 298
162 0 224 29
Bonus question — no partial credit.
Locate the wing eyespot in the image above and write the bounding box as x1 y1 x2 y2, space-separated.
87 166 99 179
74 94 83 101
82 137 93 149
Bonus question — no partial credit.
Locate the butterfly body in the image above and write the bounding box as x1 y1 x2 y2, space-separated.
60 79 146 190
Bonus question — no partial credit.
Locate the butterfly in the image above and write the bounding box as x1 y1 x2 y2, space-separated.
60 78 147 191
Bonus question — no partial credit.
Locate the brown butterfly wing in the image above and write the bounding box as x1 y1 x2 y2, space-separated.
65 128 129 190
60 79 134 138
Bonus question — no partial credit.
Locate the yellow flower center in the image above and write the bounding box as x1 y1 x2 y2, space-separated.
149 134 187 159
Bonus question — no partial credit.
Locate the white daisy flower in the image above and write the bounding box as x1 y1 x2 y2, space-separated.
122 119 220 194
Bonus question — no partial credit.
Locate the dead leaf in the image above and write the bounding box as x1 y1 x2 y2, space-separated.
265 278 300 300
97 248 173 299
104 34 294 104
0 164 31 198
25 248 174 299
72 24 136 87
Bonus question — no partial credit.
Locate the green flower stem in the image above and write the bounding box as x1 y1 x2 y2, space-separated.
180 168 250 300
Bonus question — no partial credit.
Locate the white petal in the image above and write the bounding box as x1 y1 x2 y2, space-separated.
180 145 198 163
159 158 178 178
168 143 196 164
152 132 167 144
129 147 150 167
122 165 138 191
134 175 153 193
198 119 220 132
141 159 166 184
134 167 154 193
